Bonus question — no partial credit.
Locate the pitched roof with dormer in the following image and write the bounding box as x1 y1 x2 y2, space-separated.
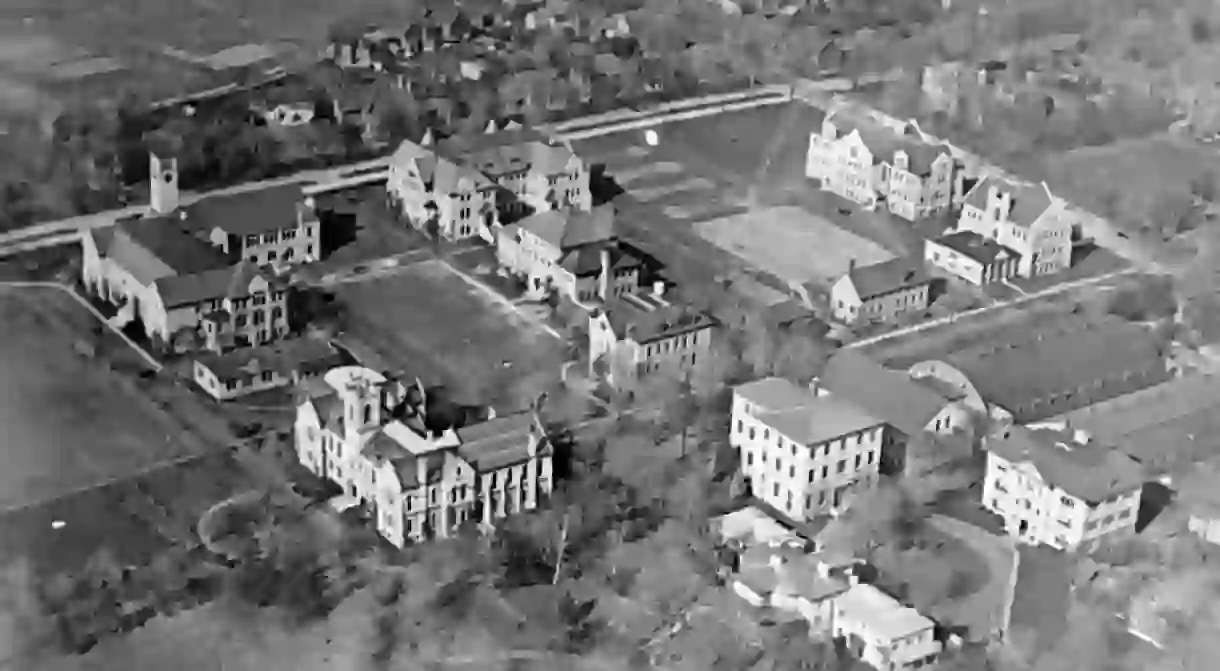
961 176 1056 228
830 115 952 176
839 257 931 302
987 425 1144 503
153 260 282 308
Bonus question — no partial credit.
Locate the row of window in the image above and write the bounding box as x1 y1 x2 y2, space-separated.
247 245 312 265
244 226 306 248
643 331 699 357
745 449 874 480
737 421 878 455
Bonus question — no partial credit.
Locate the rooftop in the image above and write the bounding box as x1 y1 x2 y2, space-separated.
961 176 1056 228
931 231 1021 264
715 506 804 547
1054 373 1220 472
987 425 1144 503
509 203 616 251
600 292 716 344
836 583 936 640
183 183 310 236
841 257 931 301
829 115 952 176
760 395 884 447
456 412 547 473
735 376 817 411
154 261 281 308
439 127 577 179
195 339 342 383
818 349 948 436
951 316 1168 418
100 217 231 285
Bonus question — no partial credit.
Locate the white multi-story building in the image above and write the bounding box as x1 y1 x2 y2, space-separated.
805 114 959 222
982 425 1143 552
835 583 942 671
954 176 1074 278
730 377 885 521
295 366 553 547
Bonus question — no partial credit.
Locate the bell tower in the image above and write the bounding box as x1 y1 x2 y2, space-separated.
150 151 179 215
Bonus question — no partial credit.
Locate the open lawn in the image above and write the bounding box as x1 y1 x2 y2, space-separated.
1009 545 1073 655
925 515 1018 642
0 286 236 512
336 259 565 409
1039 134 1220 231
0 452 252 577
695 206 895 288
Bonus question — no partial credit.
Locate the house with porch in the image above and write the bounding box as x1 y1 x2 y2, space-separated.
925 230 1021 286
80 151 307 350
385 125 591 241
294 366 554 546
494 203 641 302
954 176 1074 278
805 113 960 222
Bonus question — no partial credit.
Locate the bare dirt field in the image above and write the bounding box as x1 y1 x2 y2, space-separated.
336 259 566 409
695 205 895 288
0 285 234 511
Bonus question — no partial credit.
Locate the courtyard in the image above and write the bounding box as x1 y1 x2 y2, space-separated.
335 259 566 411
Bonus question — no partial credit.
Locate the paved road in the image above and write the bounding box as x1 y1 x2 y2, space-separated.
847 267 1139 350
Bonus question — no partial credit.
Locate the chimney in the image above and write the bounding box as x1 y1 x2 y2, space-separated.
1074 428 1091 445
599 248 611 300
652 280 664 298
848 258 856 273
149 151 179 215
416 456 429 487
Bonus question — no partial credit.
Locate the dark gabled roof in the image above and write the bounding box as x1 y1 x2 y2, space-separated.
600 293 716 344
154 261 281 307
184 184 307 236
961 176 1055 228
195 339 342 384
987 425 1143 503
931 231 1021 264
102 217 231 285
842 257 931 301
954 317 1167 416
819 349 949 436
456 412 549 472
305 392 345 432
560 244 639 278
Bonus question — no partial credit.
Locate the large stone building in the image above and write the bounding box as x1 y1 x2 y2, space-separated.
294 366 554 546
385 126 591 241
80 151 316 349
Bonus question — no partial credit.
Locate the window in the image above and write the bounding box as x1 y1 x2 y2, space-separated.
244 234 259 247
749 428 755 440
253 293 266 306
261 370 273 383
267 251 277 262
808 469 815 483
282 227 297 240
773 483 780 497
789 465 795 478
1060 495 1075 507
854 455 861 469
821 466 829 479
736 420 744 433
262 232 276 244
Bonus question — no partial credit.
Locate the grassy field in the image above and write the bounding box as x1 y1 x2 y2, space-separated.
0 286 236 512
0 452 253 576
1009 545 1073 654
336 259 565 409
1038 135 1220 231
695 205 895 289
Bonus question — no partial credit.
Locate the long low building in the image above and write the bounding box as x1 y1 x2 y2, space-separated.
193 338 343 400
1051 372 1220 475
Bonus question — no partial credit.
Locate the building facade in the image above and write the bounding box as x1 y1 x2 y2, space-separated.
588 287 716 390
730 377 885 521
835 583 942 671
925 231 1021 286
495 205 640 302
805 115 958 222
80 151 314 350
982 425 1143 552
386 127 591 242
294 366 553 547
830 259 932 324
193 338 342 400
955 177 1073 278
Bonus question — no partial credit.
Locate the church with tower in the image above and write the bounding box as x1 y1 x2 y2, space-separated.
80 148 323 351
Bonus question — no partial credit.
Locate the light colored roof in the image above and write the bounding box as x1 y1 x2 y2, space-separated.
987 425 1144 503
761 395 883 446
819 350 948 436
837 583 935 640
735 377 815 411
716 506 801 546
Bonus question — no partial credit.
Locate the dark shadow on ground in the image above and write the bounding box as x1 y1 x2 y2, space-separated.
318 206 358 257
1136 481 1174 532
927 276 949 304
590 165 625 205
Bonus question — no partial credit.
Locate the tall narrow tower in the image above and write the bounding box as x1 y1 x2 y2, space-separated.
149 151 179 215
